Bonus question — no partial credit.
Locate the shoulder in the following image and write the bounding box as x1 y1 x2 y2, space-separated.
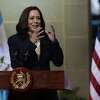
8 34 18 42
8 34 20 46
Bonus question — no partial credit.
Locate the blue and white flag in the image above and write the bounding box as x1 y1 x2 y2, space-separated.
0 11 12 71
0 11 12 100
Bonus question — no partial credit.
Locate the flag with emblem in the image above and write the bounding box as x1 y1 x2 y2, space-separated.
0 10 12 100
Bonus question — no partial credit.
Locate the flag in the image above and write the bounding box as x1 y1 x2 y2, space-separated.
90 30 100 100
0 10 12 100
0 11 12 71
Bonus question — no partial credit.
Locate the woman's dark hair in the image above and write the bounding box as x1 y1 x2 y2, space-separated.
16 6 45 37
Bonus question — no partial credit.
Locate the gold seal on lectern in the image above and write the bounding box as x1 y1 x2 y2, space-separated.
10 67 32 91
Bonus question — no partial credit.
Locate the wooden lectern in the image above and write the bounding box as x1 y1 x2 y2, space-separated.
0 67 64 90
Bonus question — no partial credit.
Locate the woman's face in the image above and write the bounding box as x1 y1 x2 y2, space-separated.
28 10 41 32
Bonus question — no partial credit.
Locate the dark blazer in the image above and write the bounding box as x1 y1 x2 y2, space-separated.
8 33 63 70
8 33 63 100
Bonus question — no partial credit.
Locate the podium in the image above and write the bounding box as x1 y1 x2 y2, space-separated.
0 68 64 90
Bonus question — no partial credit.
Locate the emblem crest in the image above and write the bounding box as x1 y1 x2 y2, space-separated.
10 67 32 91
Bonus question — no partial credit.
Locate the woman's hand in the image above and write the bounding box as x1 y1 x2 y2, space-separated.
47 25 56 42
29 27 45 43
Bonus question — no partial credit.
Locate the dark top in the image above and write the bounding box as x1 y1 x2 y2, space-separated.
8 33 63 70
8 33 63 100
